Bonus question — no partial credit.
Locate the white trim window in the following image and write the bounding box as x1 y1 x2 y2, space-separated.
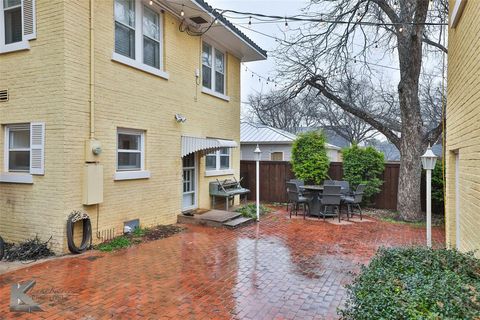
0 0 36 53
206 148 231 171
114 0 136 59
6 123 30 172
202 41 226 95
3 122 45 179
113 0 167 78
117 128 145 172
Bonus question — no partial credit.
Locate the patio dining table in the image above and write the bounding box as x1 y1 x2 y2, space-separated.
302 185 327 217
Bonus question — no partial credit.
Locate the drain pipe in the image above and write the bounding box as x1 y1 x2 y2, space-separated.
89 0 95 139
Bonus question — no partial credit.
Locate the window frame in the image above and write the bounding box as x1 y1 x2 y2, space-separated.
116 128 145 172
201 40 229 101
112 0 168 79
0 0 30 53
270 151 284 161
4 123 30 173
205 148 231 172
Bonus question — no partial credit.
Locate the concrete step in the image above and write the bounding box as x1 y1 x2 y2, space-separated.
223 216 254 229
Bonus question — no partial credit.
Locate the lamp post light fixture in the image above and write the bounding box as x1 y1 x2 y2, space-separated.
421 145 438 248
254 145 262 222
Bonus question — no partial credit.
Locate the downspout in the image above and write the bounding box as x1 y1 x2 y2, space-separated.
89 0 95 139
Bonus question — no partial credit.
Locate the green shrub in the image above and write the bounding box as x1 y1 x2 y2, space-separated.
340 247 480 319
291 131 330 184
96 236 131 252
342 144 384 202
235 203 271 219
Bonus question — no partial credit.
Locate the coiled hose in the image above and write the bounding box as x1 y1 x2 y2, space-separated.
66 214 92 254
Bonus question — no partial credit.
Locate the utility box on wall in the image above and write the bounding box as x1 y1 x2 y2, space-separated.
83 163 104 205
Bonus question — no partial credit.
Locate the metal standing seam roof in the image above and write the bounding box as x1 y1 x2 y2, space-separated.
192 0 268 59
241 122 342 150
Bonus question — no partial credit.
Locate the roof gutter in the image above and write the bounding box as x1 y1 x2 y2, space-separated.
189 0 267 60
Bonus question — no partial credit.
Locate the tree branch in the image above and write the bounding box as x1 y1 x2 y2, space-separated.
422 35 448 54
301 76 401 148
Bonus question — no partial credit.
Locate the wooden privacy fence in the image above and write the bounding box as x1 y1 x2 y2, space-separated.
240 160 401 210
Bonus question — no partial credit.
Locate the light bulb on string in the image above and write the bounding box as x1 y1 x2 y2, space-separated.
428 0 433 10
399 26 404 33
284 17 289 30
149 0 153 5
248 16 252 28
180 4 185 17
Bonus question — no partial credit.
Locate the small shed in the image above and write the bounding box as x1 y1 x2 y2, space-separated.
240 122 342 162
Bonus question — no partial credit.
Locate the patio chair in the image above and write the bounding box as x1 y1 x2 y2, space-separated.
286 182 310 219
336 180 350 196
285 179 306 210
320 185 342 222
344 184 366 220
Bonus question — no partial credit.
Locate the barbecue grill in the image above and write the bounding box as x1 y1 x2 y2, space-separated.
209 178 250 211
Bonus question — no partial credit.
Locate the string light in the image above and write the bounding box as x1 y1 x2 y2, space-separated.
248 16 252 28
284 17 289 30
399 26 404 32
149 0 153 5
180 4 185 17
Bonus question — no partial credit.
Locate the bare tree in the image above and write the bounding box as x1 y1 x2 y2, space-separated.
246 90 319 133
276 0 447 220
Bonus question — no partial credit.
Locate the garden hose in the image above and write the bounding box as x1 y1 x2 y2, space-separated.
66 211 92 254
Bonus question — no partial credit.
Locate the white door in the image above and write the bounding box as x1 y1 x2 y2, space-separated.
455 152 461 249
182 153 197 211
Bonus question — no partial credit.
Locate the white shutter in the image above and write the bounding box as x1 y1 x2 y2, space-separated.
22 0 36 40
30 122 44 175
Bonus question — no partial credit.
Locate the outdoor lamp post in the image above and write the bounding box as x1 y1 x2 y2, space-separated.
254 145 262 222
421 145 438 248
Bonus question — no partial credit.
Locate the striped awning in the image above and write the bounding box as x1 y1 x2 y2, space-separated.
181 136 238 157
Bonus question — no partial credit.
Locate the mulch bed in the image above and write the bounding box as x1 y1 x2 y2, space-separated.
143 225 185 242
127 225 186 245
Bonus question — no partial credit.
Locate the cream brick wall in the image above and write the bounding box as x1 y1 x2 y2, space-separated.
0 0 66 252
1 0 243 253
446 0 480 256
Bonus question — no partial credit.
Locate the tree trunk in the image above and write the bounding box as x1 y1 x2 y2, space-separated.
397 131 424 221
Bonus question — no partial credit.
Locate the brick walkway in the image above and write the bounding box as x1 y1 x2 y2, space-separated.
0 209 444 320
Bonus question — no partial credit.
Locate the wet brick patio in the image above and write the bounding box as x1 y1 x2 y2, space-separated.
0 209 444 319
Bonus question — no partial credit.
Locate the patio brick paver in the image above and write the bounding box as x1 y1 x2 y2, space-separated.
0 209 444 320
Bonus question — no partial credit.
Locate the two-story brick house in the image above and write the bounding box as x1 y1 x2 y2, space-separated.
445 0 479 256
0 0 266 252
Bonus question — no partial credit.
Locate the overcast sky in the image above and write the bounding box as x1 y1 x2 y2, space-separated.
206 0 309 106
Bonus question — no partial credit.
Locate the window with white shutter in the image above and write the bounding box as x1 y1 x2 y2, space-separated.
0 0 36 53
4 122 45 176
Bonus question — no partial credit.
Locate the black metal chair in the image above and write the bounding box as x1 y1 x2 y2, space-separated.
336 180 350 196
286 182 310 219
344 184 366 220
320 185 342 222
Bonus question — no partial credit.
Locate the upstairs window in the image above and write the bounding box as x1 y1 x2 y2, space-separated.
4 0 22 45
113 0 164 74
142 6 160 69
202 41 226 95
1 0 36 53
114 0 135 59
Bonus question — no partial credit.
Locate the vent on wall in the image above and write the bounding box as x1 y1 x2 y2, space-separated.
0 89 8 102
